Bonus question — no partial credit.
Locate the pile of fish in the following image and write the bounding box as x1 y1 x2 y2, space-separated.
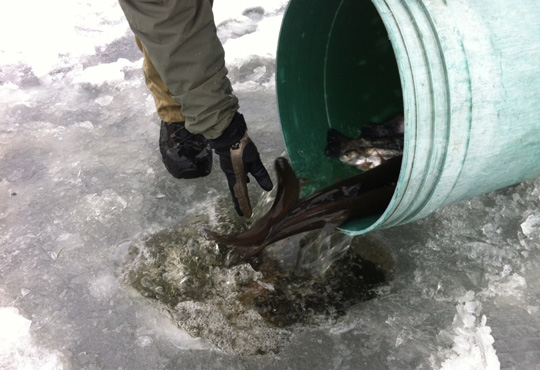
325 114 404 170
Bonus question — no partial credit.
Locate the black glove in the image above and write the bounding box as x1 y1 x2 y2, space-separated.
210 112 273 217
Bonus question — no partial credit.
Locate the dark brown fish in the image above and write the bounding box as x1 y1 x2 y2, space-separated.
361 114 404 139
206 156 401 256
206 156 300 249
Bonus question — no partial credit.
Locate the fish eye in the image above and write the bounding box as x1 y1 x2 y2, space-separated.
342 150 358 160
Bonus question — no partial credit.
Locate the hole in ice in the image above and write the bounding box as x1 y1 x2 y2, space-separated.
121 214 394 355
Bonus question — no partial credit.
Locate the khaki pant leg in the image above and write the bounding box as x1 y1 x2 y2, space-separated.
135 36 185 123
121 0 236 138
135 0 213 124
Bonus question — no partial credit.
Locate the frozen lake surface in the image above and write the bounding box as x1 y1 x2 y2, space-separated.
1 1 539 369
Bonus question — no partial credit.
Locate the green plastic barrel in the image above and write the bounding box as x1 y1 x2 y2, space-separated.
276 0 540 235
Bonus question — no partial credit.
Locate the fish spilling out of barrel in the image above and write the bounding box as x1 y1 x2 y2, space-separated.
206 114 405 255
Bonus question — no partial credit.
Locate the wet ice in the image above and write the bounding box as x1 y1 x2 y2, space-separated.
2 0 540 368
121 211 391 355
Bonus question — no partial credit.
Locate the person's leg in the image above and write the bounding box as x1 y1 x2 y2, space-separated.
135 36 211 179
135 36 185 123
135 0 213 124
119 0 238 139
120 0 272 211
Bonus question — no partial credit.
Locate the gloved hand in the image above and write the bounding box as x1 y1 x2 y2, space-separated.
210 112 273 217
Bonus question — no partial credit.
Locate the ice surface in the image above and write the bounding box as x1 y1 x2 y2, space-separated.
215 1 287 92
2 0 540 368
0 307 64 370
0 0 127 77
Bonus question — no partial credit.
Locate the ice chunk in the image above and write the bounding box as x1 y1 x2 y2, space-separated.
521 214 540 236
224 15 283 64
329 321 356 336
0 307 31 342
84 189 128 225
0 82 34 107
0 307 64 370
213 0 287 25
217 15 258 41
136 335 153 348
55 232 84 254
485 273 527 302
74 58 138 87
88 273 118 299
95 95 114 106
432 292 500 370
75 121 95 130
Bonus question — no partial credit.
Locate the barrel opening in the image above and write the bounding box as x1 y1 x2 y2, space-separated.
277 0 403 233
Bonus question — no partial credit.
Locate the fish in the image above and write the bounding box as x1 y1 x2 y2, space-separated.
206 156 401 256
360 114 405 139
325 114 404 171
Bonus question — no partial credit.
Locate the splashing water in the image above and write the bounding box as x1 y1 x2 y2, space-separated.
121 212 395 355
296 232 355 276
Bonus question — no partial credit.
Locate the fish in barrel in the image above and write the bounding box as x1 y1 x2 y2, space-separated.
325 114 404 170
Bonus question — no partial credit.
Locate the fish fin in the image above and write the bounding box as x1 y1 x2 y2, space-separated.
375 150 387 164
322 210 350 234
